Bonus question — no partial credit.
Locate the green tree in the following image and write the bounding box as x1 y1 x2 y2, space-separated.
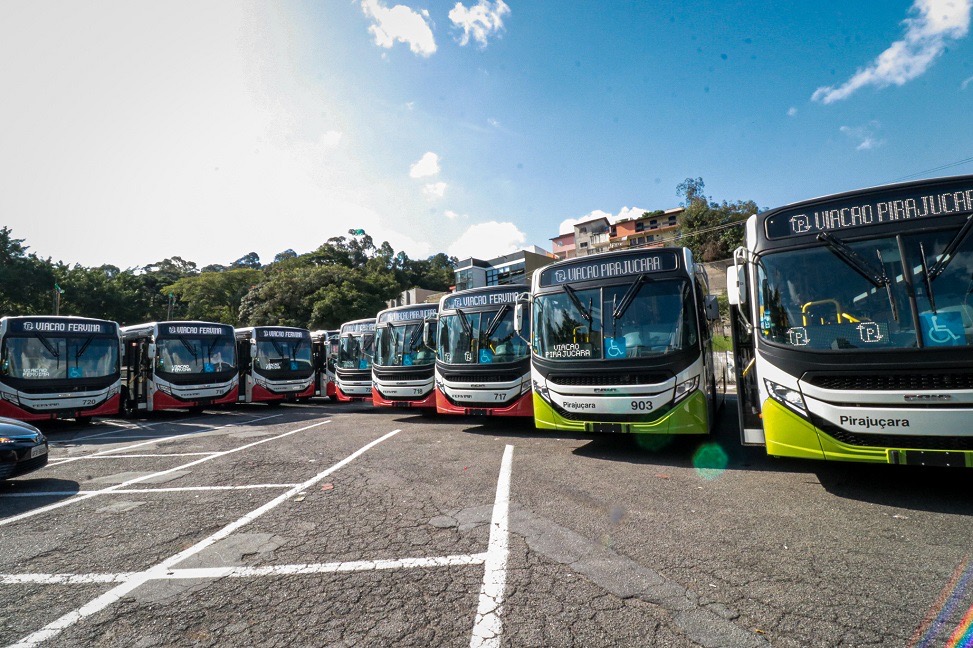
0 227 57 316
676 178 757 262
163 268 261 326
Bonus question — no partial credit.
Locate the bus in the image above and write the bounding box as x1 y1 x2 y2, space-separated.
334 318 376 402
235 326 314 404
372 304 439 410
726 175 973 466
310 329 339 399
431 285 533 417
120 321 238 415
518 247 724 434
0 316 121 422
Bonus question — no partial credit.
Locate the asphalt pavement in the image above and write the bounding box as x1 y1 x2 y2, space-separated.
2 398 972 647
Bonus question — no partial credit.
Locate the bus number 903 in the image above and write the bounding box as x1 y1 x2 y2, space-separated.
631 400 653 411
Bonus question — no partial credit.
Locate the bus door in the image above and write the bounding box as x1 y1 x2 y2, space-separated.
727 259 762 444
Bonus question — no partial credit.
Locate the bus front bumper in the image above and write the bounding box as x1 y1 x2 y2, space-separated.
762 399 973 467
533 389 708 434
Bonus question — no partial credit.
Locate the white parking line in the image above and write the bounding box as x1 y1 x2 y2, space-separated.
0 418 329 528
0 485 302 498
470 444 514 648
56 453 221 459
44 413 283 466
8 428 402 648
1 554 488 586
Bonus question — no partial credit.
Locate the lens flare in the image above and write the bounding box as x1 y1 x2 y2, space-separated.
692 442 729 479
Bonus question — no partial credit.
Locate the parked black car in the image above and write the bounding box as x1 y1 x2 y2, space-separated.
0 417 48 480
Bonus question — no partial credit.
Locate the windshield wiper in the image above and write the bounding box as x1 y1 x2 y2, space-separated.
76 336 93 360
927 214 973 281
483 305 510 340
33 333 60 363
817 231 898 322
563 285 592 323
408 323 424 349
919 241 937 313
612 274 648 320
455 308 474 338
179 337 199 361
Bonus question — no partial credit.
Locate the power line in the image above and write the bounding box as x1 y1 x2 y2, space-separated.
890 156 973 183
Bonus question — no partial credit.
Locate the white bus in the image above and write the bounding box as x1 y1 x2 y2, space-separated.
431 285 533 417
519 247 724 434
372 304 438 410
334 318 376 402
727 175 973 466
235 326 314 404
0 316 121 422
120 321 237 415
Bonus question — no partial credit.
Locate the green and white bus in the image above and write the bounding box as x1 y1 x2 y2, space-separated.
518 247 724 434
727 175 973 466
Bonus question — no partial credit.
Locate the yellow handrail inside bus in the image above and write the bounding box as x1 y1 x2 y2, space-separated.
801 299 860 326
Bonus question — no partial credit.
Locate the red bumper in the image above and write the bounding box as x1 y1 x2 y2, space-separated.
0 393 121 421
250 382 314 403
435 389 533 417
372 387 436 409
151 386 238 411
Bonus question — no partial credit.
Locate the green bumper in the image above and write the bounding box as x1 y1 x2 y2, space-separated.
763 399 973 466
533 389 709 435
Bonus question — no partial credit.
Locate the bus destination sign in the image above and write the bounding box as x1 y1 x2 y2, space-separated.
377 307 437 324
342 321 376 334
164 324 231 336
442 289 522 311
766 182 973 239
256 328 310 341
538 251 678 288
6 318 115 335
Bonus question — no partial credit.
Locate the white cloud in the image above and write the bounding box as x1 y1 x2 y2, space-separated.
409 151 441 178
449 0 510 48
812 0 971 103
448 221 526 258
962 74 973 89
488 117 501 128
787 107 798 117
320 130 343 148
840 122 884 151
558 206 650 235
445 210 463 219
423 182 447 199
361 0 436 57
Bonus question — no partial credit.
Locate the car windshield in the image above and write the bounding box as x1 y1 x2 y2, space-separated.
254 338 312 373
757 227 973 350
155 335 236 375
0 335 118 380
532 279 697 361
338 333 374 369
374 322 434 367
438 307 529 365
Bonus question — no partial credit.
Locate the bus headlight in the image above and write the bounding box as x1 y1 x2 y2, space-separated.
156 383 172 395
764 379 807 414
532 379 550 402
673 376 699 404
1 391 19 405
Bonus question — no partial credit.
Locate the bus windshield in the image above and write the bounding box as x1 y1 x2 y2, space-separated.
156 335 236 375
757 227 973 350
338 333 374 369
374 323 434 367
254 338 312 373
438 306 529 365
0 334 118 380
533 279 697 361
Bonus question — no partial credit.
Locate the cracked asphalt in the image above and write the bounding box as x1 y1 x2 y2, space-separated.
2 397 972 647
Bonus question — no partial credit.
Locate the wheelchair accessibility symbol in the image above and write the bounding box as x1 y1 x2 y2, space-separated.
603 337 626 359
920 312 965 347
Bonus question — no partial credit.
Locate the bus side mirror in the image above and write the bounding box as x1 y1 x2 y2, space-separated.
423 316 438 349
147 343 156 359
514 303 525 334
704 295 720 321
727 267 746 306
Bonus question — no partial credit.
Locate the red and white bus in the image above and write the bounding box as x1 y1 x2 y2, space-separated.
235 326 314 404
0 316 121 422
334 318 375 402
372 304 438 410
431 285 533 417
120 321 238 415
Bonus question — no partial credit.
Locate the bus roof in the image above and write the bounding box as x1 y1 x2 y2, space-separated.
0 315 119 336
120 321 234 338
533 247 690 290
375 303 438 324
439 284 527 311
339 318 376 334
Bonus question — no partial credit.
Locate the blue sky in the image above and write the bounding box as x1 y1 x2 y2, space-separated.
1 0 971 269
